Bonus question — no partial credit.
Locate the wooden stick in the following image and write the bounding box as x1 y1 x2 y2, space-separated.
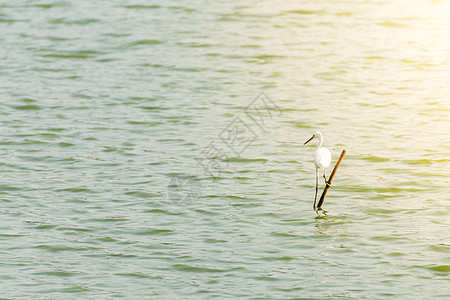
316 149 346 209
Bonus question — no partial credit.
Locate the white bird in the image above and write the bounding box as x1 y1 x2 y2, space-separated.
304 131 331 209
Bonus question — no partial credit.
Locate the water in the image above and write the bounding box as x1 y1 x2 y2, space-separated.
1 0 449 298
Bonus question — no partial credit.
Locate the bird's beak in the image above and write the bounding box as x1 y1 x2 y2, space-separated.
304 135 314 145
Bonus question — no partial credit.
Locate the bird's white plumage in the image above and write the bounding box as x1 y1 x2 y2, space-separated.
314 147 331 169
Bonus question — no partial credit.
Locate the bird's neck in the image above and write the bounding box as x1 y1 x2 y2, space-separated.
316 133 323 149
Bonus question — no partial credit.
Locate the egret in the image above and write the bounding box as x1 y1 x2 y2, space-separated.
304 131 331 209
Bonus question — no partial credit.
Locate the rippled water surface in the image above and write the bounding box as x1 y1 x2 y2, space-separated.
1 0 449 298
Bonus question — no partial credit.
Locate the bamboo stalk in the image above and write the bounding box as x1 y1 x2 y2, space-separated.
316 149 346 209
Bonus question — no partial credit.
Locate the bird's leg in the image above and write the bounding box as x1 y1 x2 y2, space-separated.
323 168 331 187
314 168 318 210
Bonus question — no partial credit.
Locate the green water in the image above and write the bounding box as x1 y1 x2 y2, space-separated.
1 0 449 298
